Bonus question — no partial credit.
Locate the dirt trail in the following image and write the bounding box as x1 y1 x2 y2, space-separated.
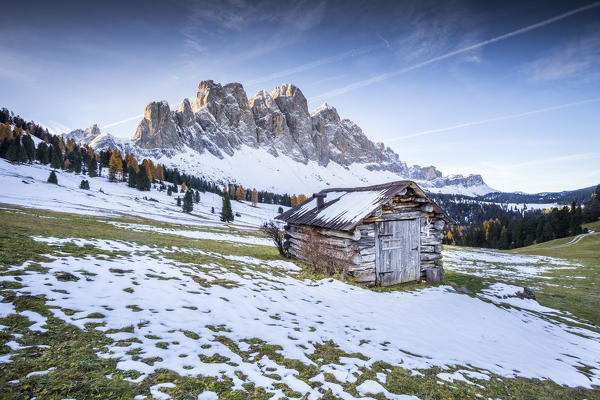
544 231 598 249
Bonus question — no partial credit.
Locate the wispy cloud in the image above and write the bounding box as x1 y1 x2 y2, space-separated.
181 1 326 60
310 74 347 86
311 1 600 101
243 45 376 87
376 32 395 54
388 97 600 141
520 29 600 82
482 152 600 171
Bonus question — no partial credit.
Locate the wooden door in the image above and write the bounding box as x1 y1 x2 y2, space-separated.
376 219 420 285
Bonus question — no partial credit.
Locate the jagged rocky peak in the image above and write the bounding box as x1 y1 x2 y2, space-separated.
178 98 192 114
192 80 258 147
86 123 101 138
311 103 340 124
63 123 103 146
249 90 289 136
409 165 442 181
63 123 123 151
270 83 316 160
132 101 180 149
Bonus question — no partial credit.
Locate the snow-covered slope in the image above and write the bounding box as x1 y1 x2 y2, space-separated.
63 80 495 196
0 158 283 229
127 145 493 196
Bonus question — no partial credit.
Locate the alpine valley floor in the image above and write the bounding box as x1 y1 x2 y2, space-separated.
0 161 599 399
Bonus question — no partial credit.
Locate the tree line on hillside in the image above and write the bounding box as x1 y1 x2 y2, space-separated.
429 193 540 226
583 185 600 224
443 198 595 249
476 186 596 206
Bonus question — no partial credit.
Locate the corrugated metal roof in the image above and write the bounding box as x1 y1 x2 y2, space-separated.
277 180 451 232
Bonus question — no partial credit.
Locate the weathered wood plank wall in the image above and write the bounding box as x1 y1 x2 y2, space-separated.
285 187 446 286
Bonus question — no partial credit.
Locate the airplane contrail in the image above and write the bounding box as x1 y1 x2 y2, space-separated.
310 1 600 101
243 45 376 87
100 114 144 130
388 96 600 141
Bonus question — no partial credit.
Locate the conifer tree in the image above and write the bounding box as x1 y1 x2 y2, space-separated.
182 190 194 213
195 190 200 203
16 141 28 163
88 157 98 177
128 166 137 188
154 164 165 182
36 142 49 164
167 186 172 196
251 189 258 206
142 159 155 182
0 124 11 142
79 179 90 190
235 186 245 201
5 141 19 161
0 137 10 159
50 145 62 168
21 134 35 162
583 185 600 223
541 221 554 242
47 170 58 184
221 192 234 222
177 196 181 206
570 202 583 235
108 150 123 181
136 165 151 191
125 153 139 173
278 206 283 214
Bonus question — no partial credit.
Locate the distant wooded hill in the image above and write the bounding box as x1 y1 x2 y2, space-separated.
476 187 596 205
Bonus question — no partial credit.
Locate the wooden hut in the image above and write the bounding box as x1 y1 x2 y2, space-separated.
276 181 451 286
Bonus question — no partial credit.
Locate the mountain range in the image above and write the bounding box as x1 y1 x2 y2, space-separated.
64 80 494 196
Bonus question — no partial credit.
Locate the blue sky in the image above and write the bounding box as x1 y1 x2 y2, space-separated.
1 0 599 193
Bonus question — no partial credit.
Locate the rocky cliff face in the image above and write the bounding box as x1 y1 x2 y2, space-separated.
64 80 493 194
128 80 422 174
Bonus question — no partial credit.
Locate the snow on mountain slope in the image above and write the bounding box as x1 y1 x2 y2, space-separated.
136 145 493 196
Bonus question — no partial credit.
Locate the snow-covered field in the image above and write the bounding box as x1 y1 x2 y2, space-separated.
443 246 580 281
2 236 599 399
1 160 600 398
3 231 600 397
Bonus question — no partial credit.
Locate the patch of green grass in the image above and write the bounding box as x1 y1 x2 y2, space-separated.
85 312 105 319
583 219 600 232
510 233 600 326
0 206 281 265
126 305 143 312
182 330 200 340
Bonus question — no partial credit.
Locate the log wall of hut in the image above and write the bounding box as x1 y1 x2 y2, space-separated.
285 186 446 285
